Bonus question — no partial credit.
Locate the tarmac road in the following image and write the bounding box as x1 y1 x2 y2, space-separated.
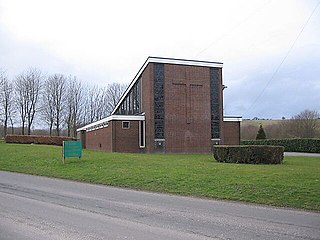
0 171 319 240
284 152 320 157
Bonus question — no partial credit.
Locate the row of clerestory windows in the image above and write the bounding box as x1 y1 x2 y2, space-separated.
114 78 142 115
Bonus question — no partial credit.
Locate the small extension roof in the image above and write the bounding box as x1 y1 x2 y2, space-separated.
77 115 145 132
111 56 223 115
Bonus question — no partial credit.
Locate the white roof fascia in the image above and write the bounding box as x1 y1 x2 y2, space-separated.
111 57 223 115
77 117 109 131
223 117 242 122
77 115 145 131
109 115 145 121
148 57 223 68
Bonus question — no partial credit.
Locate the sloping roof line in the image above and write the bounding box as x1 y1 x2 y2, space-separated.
111 56 223 115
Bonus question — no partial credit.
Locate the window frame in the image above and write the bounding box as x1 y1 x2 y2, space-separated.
122 121 130 129
139 120 146 148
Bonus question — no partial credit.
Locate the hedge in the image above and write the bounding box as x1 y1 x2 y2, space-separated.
213 145 284 164
241 138 320 153
5 135 77 146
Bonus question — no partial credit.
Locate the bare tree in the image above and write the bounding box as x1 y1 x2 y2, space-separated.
15 68 42 135
41 74 67 136
82 83 127 125
96 87 108 120
83 83 127 123
85 85 103 123
8 110 16 134
0 70 15 136
15 77 27 135
283 109 320 138
41 80 55 136
66 76 84 137
105 83 127 115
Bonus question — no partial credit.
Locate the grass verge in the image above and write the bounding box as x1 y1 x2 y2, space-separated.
0 141 319 211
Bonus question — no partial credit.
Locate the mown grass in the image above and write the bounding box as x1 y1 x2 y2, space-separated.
0 140 319 211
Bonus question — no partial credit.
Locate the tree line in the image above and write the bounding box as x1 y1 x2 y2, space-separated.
0 68 127 138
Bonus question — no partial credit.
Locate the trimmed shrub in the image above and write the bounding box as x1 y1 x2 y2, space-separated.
213 145 284 164
5 135 77 146
241 138 320 153
256 124 267 140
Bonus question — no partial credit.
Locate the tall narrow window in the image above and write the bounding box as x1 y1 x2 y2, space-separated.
139 121 145 148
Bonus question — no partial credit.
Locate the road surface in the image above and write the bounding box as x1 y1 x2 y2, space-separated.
284 152 320 157
0 171 319 240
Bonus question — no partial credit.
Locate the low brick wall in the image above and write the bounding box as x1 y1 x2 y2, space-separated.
5 135 77 146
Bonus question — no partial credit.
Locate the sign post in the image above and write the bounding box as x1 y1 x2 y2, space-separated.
62 140 82 164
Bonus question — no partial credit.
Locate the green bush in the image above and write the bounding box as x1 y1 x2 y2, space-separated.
256 124 267 140
213 145 284 164
241 138 320 153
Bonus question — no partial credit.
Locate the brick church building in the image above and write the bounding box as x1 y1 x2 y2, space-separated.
77 57 241 153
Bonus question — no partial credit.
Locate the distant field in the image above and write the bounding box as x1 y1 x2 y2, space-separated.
241 119 320 140
242 119 320 127
241 119 284 127
241 120 285 140
0 141 319 211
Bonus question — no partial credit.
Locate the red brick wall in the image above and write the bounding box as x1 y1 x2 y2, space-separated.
222 121 240 145
139 62 223 153
113 120 140 153
86 122 113 151
85 120 141 153
164 64 212 153
83 62 226 154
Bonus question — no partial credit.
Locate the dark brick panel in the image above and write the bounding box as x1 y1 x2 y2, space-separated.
154 63 165 139
210 68 220 139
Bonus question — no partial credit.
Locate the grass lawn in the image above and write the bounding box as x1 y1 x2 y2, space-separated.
0 140 319 211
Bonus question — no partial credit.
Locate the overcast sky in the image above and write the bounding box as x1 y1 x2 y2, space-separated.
0 0 319 119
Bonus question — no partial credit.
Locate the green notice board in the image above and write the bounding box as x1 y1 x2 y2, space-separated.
63 140 82 163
